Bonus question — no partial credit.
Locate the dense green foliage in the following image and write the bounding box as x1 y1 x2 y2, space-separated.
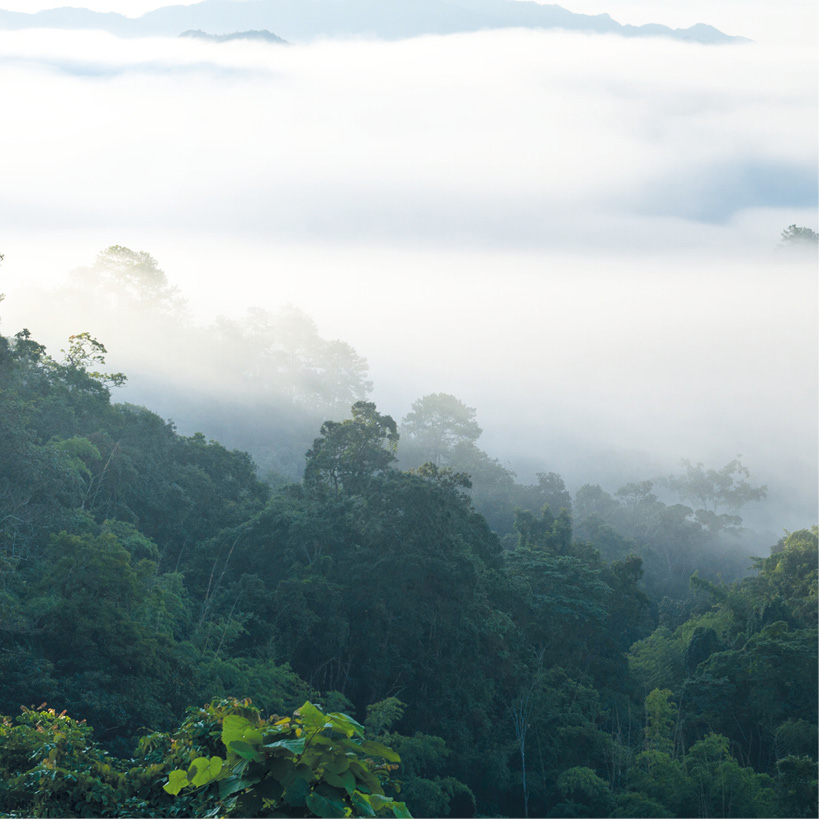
0 289 816 818
0 699 408 817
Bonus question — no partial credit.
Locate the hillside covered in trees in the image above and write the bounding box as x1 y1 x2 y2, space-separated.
0 256 816 818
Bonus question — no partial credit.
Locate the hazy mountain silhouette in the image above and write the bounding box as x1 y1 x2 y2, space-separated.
179 28 288 44
0 0 747 44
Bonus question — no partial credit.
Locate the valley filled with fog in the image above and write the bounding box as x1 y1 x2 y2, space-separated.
2 18 816 534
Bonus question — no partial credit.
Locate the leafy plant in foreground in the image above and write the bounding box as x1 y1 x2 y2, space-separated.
0 699 410 818
161 698 411 817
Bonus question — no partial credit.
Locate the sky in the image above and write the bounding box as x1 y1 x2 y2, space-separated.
0 0 817 530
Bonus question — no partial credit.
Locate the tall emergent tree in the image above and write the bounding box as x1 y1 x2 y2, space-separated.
304 401 399 496
401 393 482 467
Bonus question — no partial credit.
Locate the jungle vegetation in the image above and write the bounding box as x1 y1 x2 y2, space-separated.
0 248 816 818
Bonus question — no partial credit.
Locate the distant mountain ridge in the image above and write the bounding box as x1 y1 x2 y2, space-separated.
180 28 288 44
0 0 748 44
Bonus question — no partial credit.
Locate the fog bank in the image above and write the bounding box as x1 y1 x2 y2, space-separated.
1 25 816 532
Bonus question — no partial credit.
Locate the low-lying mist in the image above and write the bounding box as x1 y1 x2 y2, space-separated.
1 25 816 538
4 242 815 538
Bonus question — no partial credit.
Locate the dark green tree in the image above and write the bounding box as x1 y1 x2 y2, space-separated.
304 401 398 497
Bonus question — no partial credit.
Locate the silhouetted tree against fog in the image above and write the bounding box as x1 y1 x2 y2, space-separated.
48 248 378 480
68 245 186 315
573 476 754 600
780 224 818 247
664 457 767 533
513 471 573 518
58 332 127 389
397 394 585 542
401 393 482 467
212 306 373 416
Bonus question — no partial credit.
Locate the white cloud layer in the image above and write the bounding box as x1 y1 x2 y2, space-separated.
1 25 816 529
1 29 815 247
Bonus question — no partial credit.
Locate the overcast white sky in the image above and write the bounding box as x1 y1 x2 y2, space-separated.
1 0 816 527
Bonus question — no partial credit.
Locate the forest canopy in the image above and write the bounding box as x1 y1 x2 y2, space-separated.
0 266 816 817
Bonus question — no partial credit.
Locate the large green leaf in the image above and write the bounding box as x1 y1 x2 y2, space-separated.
390 800 412 817
218 775 258 799
322 755 351 776
293 762 315 782
263 736 306 755
348 760 383 795
296 701 332 732
255 775 285 803
283 776 310 808
323 769 357 795
162 769 189 796
368 794 394 812
234 789 264 816
306 790 348 818
366 794 412 817
327 712 365 739
187 755 223 787
228 740 265 762
266 756 296 786
222 714 264 748
350 791 377 818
